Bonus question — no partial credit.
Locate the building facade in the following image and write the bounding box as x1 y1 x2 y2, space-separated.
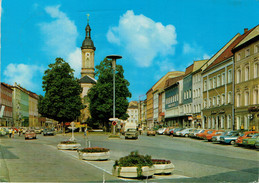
0 83 13 126
79 18 97 123
233 26 259 131
29 92 39 127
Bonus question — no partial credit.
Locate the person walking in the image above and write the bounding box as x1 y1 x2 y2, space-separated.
12 128 15 138
9 128 12 138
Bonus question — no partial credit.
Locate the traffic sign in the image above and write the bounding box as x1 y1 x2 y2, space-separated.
112 121 117 126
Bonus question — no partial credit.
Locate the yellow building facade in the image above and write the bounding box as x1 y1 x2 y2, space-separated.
233 26 259 131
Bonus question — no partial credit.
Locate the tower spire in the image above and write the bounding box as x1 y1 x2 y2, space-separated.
87 14 90 25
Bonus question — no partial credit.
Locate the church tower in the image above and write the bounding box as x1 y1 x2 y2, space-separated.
79 15 97 123
81 15 96 78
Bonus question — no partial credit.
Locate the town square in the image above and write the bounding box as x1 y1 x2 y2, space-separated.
0 0 259 182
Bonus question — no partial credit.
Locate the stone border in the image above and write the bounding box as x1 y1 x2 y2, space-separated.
78 151 110 160
57 143 81 150
113 166 154 178
153 163 175 174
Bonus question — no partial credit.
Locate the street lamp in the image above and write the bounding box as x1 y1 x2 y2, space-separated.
106 55 122 135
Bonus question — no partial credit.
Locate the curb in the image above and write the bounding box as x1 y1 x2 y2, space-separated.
0 139 10 182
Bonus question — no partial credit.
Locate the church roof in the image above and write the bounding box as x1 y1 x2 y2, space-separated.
79 75 97 84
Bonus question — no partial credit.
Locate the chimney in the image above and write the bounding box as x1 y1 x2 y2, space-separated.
244 28 248 33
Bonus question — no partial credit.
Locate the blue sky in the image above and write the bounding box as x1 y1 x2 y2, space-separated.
1 0 258 101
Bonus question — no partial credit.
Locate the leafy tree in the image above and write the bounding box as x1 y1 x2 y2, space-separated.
87 58 131 128
38 58 84 124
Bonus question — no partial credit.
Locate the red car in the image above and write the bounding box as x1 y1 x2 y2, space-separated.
205 130 225 141
25 130 37 140
235 131 258 146
196 129 213 139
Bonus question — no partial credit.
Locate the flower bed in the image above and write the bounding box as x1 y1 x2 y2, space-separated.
57 141 81 150
113 151 154 178
77 147 110 160
152 159 175 175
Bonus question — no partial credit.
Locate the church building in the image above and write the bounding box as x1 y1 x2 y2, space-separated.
79 17 97 123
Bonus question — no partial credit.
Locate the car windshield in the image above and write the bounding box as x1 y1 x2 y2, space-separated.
252 133 259 138
207 131 213 134
127 129 136 132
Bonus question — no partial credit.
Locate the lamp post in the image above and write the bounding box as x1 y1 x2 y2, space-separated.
106 55 122 135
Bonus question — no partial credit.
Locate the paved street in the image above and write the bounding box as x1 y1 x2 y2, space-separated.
0 132 258 182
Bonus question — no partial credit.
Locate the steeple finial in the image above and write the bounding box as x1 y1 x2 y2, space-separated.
87 14 90 25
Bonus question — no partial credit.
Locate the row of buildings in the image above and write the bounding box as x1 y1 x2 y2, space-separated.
137 25 259 131
0 82 50 127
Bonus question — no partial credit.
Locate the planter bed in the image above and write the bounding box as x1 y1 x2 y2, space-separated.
57 141 81 150
77 147 110 160
152 159 175 175
113 166 154 178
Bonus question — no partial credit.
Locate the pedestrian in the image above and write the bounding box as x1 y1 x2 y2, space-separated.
18 128 21 136
9 128 12 138
12 128 15 138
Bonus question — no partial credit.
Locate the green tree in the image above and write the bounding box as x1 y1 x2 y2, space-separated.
38 58 84 124
87 58 131 129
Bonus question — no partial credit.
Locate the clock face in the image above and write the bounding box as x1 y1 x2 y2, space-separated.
85 52 90 58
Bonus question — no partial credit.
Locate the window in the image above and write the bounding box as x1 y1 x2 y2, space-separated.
222 73 225 85
213 96 216 106
255 44 259 53
245 48 250 57
208 117 211 128
217 95 221 106
228 92 232 104
189 89 192 98
198 88 200 97
204 99 207 108
186 91 189 99
222 94 225 105
237 93 241 107
237 53 241 61
209 78 212 90
217 75 221 87
245 65 249 81
204 80 207 91
221 116 224 129
209 98 212 107
237 69 241 83
213 77 216 88
227 115 231 129
228 70 232 83
254 89 259 104
255 62 259 78
244 91 249 106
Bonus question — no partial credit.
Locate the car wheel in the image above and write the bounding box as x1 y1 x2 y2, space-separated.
230 140 235 145
147 134 149 136
185 134 188 137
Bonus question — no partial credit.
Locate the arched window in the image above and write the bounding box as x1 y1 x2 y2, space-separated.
237 69 241 83
227 115 231 129
245 65 249 81
255 62 259 78
228 92 232 104
208 117 211 128
244 91 249 106
213 97 216 106
254 89 259 104
222 94 225 105
221 116 224 129
237 93 241 107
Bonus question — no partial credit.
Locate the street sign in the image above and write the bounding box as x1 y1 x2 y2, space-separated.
112 121 117 126
109 118 119 121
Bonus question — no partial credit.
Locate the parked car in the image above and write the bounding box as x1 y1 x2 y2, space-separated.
125 128 138 139
156 128 167 135
34 127 42 134
43 128 55 136
178 128 195 137
235 131 258 146
25 130 36 140
219 131 240 145
172 128 185 136
147 128 156 136
242 134 259 147
205 130 225 142
255 137 259 149
196 129 213 139
164 127 174 135
189 129 204 138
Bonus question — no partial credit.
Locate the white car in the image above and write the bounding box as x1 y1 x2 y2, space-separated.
180 128 196 137
157 128 166 135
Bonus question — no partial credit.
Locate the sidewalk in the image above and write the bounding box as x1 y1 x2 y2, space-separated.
0 137 10 182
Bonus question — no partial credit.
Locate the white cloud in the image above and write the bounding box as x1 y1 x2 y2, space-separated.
183 42 211 60
107 10 177 67
183 43 195 54
203 53 211 59
4 64 44 90
39 5 81 77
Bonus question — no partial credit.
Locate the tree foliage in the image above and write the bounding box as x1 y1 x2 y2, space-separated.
38 58 84 123
87 58 131 127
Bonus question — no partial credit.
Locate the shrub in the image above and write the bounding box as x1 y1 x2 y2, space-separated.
78 147 109 153
113 151 153 177
152 159 171 164
60 141 78 144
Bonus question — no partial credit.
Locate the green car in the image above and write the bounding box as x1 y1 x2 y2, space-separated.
242 134 259 147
